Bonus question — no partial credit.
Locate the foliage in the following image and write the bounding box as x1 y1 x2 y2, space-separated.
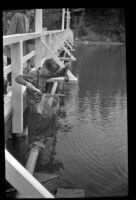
42 9 62 30
72 8 125 42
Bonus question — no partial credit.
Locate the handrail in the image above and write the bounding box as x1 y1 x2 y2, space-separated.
3 32 41 46
3 29 71 47
23 50 35 63
43 29 65 35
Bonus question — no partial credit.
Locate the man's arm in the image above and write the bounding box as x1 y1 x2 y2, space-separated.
50 65 69 78
15 75 29 86
15 74 41 93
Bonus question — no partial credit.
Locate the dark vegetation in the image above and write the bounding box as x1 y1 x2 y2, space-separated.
3 8 125 42
71 8 125 43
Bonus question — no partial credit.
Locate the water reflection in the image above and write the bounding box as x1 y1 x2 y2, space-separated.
55 44 127 197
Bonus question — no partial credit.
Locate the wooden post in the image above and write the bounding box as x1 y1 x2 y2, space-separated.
35 9 42 32
62 8 65 30
35 9 42 69
49 34 51 48
54 35 76 61
48 82 58 107
66 9 69 29
11 41 24 134
68 10 70 29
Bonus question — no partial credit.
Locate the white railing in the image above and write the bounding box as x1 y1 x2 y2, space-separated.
3 28 74 128
5 149 55 198
4 9 74 198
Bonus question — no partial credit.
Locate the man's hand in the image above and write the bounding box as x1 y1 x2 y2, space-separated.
64 75 69 82
26 82 34 89
26 82 41 93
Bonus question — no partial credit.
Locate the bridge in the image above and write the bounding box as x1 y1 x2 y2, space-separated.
4 9 85 198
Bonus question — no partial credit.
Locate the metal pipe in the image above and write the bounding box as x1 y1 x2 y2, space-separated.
16 142 45 198
25 141 45 175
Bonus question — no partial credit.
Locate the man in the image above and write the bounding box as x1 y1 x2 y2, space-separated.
4 9 35 88
15 58 69 141
15 58 69 106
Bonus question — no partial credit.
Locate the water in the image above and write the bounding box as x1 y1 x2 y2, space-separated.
7 44 127 197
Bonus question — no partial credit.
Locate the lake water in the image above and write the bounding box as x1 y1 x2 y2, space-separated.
7 44 128 197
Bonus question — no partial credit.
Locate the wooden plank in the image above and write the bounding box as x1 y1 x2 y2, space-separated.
23 50 35 63
66 9 69 29
59 57 72 61
49 34 51 48
54 35 76 61
61 45 76 61
5 149 55 198
4 64 11 76
3 33 41 46
49 82 58 107
35 9 43 32
42 42 66 69
67 70 78 81
68 10 71 29
47 73 77 82
66 39 74 50
42 57 47 66
62 8 65 30
35 9 43 70
35 37 42 69
11 41 24 134
64 39 73 50
56 188 85 198
67 37 73 46
43 30 65 35
51 82 58 95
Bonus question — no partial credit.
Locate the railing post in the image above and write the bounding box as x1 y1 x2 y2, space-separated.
35 9 43 69
66 8 69 29
35 9 42 33
68 10 70 29
49 34 51 49
62 8 65 30
11 41 24 135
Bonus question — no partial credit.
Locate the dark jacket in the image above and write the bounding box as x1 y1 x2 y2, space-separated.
4 13 29 58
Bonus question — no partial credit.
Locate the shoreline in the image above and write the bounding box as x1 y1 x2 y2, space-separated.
74 39 125 46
